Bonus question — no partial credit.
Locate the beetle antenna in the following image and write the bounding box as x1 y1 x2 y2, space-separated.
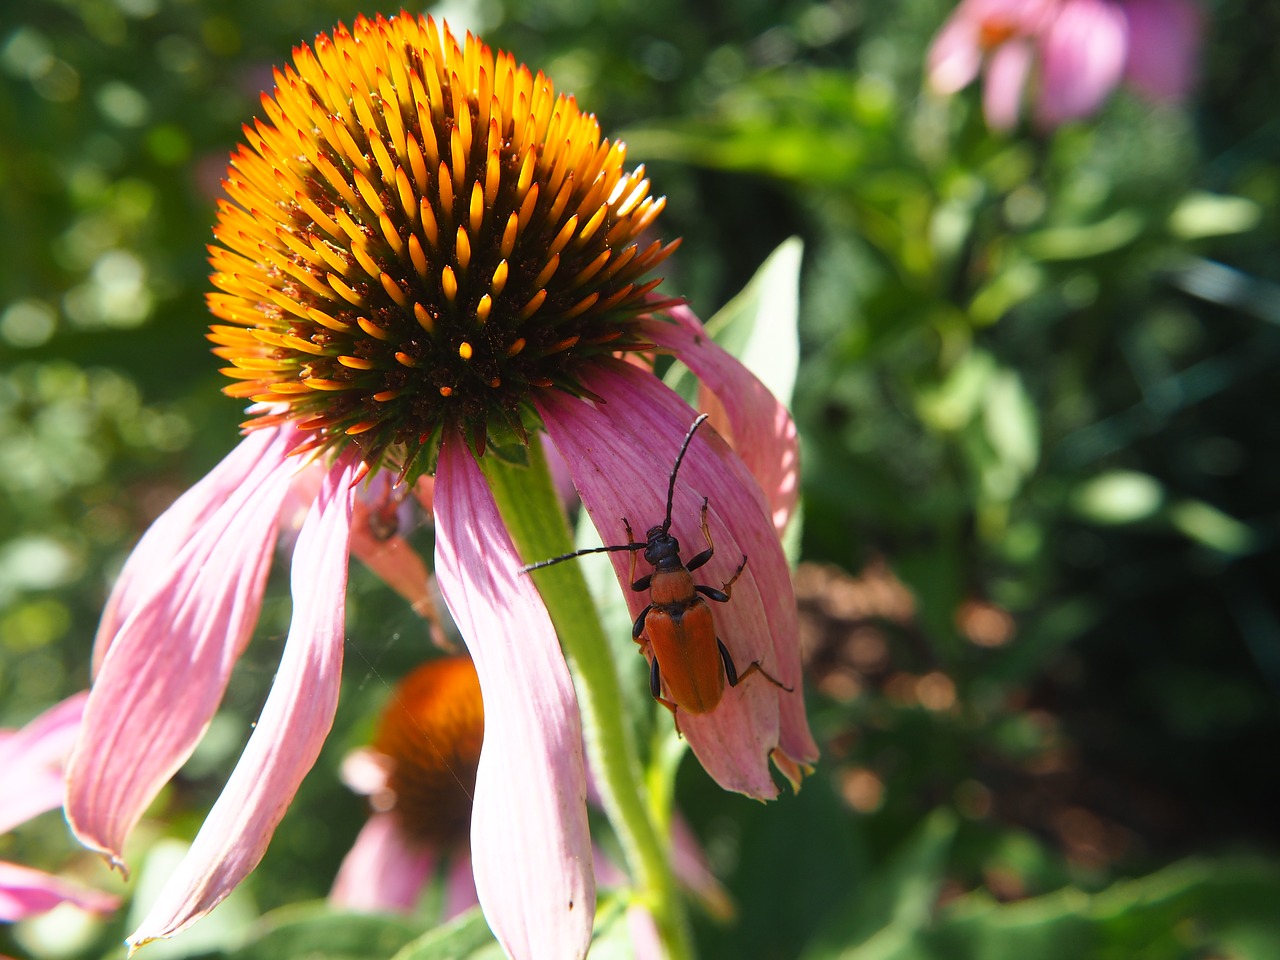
521 542 644 573
661 413 710 534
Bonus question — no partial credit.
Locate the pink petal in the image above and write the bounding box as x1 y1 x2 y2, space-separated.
984 38 1035 130
67 429 298 871
538 362 817 797
0 692 86 834
91 427 291 674
442 850 479 920
349 499 442 637
330 813 434 914
287 468 445 643
433 432 594 960
670 816 734 921
644 306 800 538
127 454 358 947
625 904 664 960
926 6 985 94
0 861 119 922
1036 0 1129 128
339 746 393 798
1122 0 1200 101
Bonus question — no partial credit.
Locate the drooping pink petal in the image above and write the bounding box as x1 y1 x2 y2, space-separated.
290 468 446 645
538 362 817 797
330 813 435 914
644 306 800 538
1036 0 1129 128
442 850 479 920
1122 0 1200 101
349 515 436 619
91 426 292 674
0 862 119 922
127 454 358 947
984 38 1036 129
433 432 594 960
67 428 300 872
0 692 86 834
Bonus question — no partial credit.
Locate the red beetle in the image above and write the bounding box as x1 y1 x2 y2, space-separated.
525 414 787 719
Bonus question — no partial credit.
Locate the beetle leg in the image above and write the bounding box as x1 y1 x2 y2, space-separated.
632 604 652 640
649 658 684 735
718 639 793 692
696 554 748 603
623 519 653 591
685 497 716 572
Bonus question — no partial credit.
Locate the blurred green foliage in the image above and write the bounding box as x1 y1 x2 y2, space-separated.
2 0 1279 957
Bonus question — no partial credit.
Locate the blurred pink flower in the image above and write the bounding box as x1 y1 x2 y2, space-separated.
0 694 118 923
331 656 733 958
927 0 1201 130
330 656 483 918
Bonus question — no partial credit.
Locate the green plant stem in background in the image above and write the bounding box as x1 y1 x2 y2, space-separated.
481 437 693 960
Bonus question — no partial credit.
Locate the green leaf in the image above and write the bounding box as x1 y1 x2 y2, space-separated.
227 902 425 960
916 349 996 433
1023 210 1145 261
1168 192 1262 239
664 236 804 408
802 808 957 959
1071 471 1165 524
980 368 1040 490
389 908 496 960
703 236 804 406
923 857 1280 960
1168 499 1258 555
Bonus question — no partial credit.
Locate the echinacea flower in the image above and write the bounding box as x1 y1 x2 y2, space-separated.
1 693 118 922
331 655 483 916
331 655 733 954
67 13 815 959
926 0 1201 130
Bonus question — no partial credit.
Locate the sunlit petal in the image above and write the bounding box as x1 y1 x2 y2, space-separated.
91 427 291 674
67 430 298 871
126 455 357 947
434 432 594 960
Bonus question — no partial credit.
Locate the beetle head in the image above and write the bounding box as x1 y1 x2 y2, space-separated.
643 529 682 569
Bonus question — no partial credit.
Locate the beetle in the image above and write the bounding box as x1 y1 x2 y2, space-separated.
523 414 788 721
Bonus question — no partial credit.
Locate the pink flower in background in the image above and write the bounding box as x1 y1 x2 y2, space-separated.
1122 0 1201 101
330 656 483 917
0 694 118 923
927 0 1201 130
331 655 734 959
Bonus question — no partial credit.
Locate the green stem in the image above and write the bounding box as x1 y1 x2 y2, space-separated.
480 436 693 960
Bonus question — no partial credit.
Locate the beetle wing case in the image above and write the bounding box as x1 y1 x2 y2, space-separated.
643 599 725 715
